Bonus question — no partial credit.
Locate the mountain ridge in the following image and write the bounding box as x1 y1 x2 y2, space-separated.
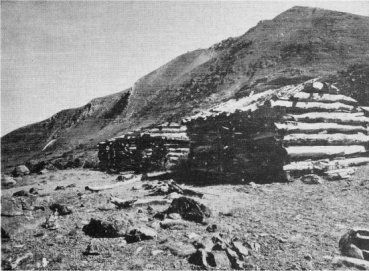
2 6 369 171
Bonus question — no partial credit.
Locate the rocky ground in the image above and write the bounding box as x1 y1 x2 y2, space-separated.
1 166 369 270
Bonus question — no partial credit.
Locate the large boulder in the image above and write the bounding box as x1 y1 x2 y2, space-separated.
82 218 128 238
165 197 211 223
339 228 369 260
12 165 30 177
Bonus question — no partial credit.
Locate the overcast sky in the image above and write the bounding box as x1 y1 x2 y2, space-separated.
2 1 369 136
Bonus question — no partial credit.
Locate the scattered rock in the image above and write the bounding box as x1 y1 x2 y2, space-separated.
1 260 12 270
1 228 10 241
82 218 127 238
304 254 312 261
125 226 157 243
301 260 314 270
248 241 261 253
167 213 181 220
206 224 217 232
38 169 49 175
14 176 23 183
249 182 258 189
226 248 244 270
29 187 39 195
34 232 45 237
42 258 49 268
151 249 164 256
165 242 197 257
165 197 211 223
277 236 288 243
1 175 16 187
160 219 189 230
1 197 24 216
68 228 78 236
153 212 166 220
232 241 249 257
339 228 369 260
42 214 60 230
300 174 324 185
10 252 33 269
193 237 214 252
83 242 101 255
50 203 73 216
189 249 214 268
12 190 29 197
147 205 154 213
55 186 66 191
66 184 76 188
186 232 202 241
134 246 143 255
13 165 30 177
212 233 230 251
212 250 232 269
97 203 116 211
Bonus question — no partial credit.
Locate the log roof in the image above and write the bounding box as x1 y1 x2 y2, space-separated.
181 79 366 123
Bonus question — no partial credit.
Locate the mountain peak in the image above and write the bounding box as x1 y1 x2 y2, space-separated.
2 6 369 171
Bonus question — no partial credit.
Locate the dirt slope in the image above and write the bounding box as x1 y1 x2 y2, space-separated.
2 6 369 170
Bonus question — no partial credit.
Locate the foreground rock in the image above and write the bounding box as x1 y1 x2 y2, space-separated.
125 226 158 243
165 197 211 223
188 233 253 269
1 175 16 187
339 228 369 260
50 203 73 216
42 215 60 230
83 242 101 255
300 174 324 184
82 218 127 238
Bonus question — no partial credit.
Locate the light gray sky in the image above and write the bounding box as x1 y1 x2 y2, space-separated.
2 1 369 136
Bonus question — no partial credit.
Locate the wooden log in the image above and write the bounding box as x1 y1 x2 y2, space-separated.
279 92 357 104
110 197 137 208
283 133 369 146
85 176 141 192
275 122 368 134
324 167 356 180
284 112 369 125
332 256 369 270
168 148 189 152
110 196 171 208
285 145 367 159
283 157 369 172
270 100 354 112
147 127 187 133
144 133 189 141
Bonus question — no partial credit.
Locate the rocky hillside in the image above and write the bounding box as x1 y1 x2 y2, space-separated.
2 6 369 171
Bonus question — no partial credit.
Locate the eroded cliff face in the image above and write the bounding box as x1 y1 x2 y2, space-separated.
2 6 369 170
